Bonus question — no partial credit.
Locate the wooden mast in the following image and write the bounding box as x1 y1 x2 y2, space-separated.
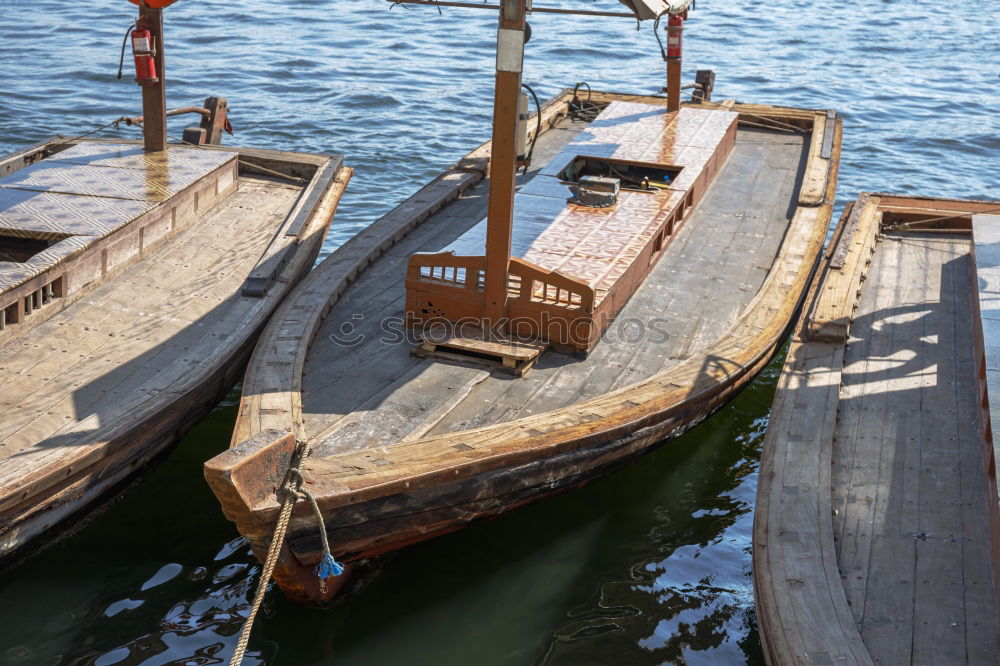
138 4 167 153
482 0 528 327
396 0 694 339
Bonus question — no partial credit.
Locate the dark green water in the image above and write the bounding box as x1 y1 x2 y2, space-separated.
0 362 778 665
0 0 996 663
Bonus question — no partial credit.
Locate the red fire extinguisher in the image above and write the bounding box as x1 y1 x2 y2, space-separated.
131 24 158 86
666 14 684 60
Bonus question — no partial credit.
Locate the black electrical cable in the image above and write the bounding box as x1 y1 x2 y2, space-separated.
653 11 667 61
117 22 136 80
520 83 541 175
569 82 600 122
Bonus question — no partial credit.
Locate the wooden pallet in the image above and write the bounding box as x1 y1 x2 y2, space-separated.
412 332 549 376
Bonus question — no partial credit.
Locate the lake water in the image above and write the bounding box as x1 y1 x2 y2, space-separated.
0 1 996 663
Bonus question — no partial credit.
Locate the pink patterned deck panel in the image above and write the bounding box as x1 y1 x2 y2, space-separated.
445 102 738 305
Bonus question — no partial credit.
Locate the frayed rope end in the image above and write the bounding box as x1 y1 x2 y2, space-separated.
314 553 344 579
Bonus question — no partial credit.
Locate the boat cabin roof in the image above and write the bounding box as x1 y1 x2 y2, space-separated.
0 143 234 295
444 103 737 303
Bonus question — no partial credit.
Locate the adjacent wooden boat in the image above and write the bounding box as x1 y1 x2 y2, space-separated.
205 80 842 604
0 134 350 563
0 3 352 568
753 193 1000 664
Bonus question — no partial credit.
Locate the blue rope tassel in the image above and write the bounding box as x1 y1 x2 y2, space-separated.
314 552 344 579
290 464 344 587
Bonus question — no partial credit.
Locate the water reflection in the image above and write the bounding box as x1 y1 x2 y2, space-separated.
537 411 770 666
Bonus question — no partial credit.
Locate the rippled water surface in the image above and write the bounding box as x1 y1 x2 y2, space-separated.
0 0 997 663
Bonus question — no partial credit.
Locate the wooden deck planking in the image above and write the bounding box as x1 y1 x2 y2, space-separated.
831 232 999 664
910 236 966 665
0 189 287 440
299 119 588 436
0 178 296 397
300 128 806 452
755 332 870 665
311 365 491 454
0 176 300 493
836 236 922 661
832 235 905 628
0 219 274 463
603 136 804 390
0 210 279 431
1 266 272 490
911 236 967 665
780 343 861 664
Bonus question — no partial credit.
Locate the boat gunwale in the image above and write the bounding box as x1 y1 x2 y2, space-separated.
216 92 842 519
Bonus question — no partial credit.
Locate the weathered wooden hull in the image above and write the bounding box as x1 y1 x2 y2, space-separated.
0 139 351 565
753 194 1000 665
287 335 776 557
206 90 842 605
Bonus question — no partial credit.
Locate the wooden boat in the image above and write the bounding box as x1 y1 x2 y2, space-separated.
753 193 1000 664
0 4 351 564
205 0 842 605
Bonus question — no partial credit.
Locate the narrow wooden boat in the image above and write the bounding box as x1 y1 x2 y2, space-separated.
753 193 1000 664
206 91 841 604
0 2 351 566
205 0 841 605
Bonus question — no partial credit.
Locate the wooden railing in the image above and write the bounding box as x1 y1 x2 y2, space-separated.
0 274 63 332
508 257 594 311
406 252 485 293
407 253 594 312
405 253 597 349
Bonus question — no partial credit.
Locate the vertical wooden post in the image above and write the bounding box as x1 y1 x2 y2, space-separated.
482 0 528 326
139 7 167 152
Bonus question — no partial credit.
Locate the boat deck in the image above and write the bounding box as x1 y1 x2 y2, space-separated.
213 94 836 604
754 195 1000 665
301 116 808 455
836 232 997 663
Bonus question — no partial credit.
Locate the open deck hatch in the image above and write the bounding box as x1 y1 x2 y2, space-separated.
559 156 682 192
0 233 70 263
